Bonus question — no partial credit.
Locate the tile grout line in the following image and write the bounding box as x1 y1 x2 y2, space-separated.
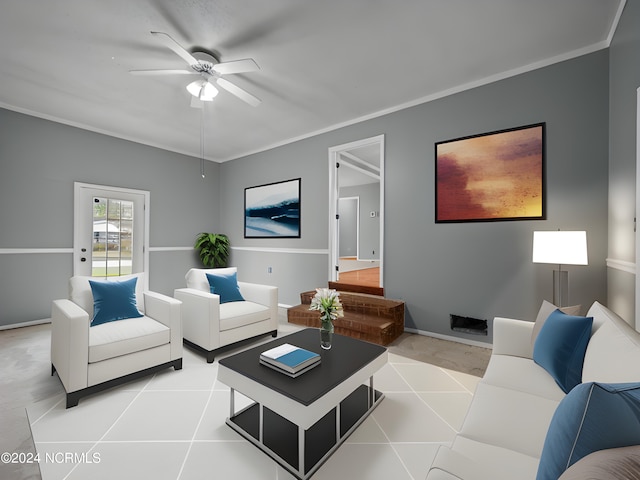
386 361 461 479
440 368 478 394
30 396 64 426
389 362 461 434
376 361 444 480
175 377 217 480
367 408 417 480
60 373 157 480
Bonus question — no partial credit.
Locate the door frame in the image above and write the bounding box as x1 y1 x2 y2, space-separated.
73 182 150 290
328 134 384 287
636 87 640 331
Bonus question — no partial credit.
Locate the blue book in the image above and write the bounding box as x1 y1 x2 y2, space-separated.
260 343 320 376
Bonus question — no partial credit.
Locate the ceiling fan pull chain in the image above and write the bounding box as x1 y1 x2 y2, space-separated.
200 107 205 179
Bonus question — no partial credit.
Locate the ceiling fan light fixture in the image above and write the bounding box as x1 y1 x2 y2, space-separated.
200 81 218 101
186 80 218 101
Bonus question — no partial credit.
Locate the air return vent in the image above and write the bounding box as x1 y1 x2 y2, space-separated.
450 314 488 335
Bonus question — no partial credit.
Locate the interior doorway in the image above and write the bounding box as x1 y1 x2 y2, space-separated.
329 135 384 294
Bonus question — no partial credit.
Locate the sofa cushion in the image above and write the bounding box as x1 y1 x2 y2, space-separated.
206 271 244 303
219 301 270 331
89 277 143 326
536 382 640 480
185 267 237 292
481 355 565 402
428 441 536 480
559 445 640 480
583 302 640 383
89 315 170 363
458 382 561 459
533 309 593 393
531 300 582 346
70 273 145 314
558 445 640 479
449 436 541 480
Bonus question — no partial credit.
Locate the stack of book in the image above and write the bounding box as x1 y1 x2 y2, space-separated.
259 343 321 377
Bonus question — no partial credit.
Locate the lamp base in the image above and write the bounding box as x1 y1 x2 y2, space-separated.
552 270 569 307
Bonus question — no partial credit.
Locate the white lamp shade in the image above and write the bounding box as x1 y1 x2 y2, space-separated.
186 80 218 101
532 231 588 265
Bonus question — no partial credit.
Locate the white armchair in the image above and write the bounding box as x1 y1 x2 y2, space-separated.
174 268 278 363
51 273 182 408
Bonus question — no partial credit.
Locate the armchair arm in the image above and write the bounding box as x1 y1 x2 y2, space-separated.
238 282 278 325
238 281 276 306
174 288 221 351
492 317 535 359
143 291 183 360
51 299 90 393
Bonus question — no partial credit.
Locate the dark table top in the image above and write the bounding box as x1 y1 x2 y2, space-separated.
218 328 387 406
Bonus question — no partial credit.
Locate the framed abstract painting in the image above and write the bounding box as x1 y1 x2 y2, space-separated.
435 123 546 223
244 178 301 238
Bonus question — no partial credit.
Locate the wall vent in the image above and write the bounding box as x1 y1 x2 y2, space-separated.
450 314 488 336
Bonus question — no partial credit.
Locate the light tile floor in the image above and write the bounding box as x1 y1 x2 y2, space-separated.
27 323 481 480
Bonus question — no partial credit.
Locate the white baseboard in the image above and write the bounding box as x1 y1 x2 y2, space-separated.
0 318 51 331
404 327 493 349
279 302 492 349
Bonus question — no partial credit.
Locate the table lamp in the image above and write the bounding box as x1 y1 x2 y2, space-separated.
532 231 588 307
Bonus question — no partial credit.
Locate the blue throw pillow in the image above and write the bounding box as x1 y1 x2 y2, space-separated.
89 277 143 326
533 309 593 393
206 271 244 303
537 382 640 480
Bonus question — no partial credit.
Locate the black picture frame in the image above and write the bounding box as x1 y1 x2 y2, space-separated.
244 178 301 238
435 122 546 223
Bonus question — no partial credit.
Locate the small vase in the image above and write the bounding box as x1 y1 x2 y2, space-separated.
320 320 334 350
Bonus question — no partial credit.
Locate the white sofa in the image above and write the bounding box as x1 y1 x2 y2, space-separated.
426 301 640 480
51 273 183 408
174 268 278 363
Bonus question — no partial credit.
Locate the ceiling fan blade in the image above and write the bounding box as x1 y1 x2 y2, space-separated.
129 69 196 76
216 77 261 107
212 58 260 75
150 31 199 66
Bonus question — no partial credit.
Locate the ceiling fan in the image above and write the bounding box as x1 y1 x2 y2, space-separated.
130 31 261 107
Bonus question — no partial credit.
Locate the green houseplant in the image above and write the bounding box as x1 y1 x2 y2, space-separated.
194 233 230 268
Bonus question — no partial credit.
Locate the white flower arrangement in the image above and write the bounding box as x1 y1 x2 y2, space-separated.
309 288 344 325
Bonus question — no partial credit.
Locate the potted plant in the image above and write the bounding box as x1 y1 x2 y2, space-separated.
194 233 230 268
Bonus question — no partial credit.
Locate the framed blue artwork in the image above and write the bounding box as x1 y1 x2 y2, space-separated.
244 178 301 238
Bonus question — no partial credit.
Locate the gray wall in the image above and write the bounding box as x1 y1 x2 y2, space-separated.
219 136 331 306
0 109 219 326
338 197 358 257
4 15 633 340
607 0 640 324
220 50 610 343
340 183 380 260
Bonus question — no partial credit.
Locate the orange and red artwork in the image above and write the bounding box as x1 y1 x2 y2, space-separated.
435 123 545 222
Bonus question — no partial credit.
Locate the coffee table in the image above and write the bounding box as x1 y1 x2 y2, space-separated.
217 328 387 479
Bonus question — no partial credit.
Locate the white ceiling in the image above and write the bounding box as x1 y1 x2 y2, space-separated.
0 0 624 163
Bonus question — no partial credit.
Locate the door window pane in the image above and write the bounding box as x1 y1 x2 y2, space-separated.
92 197 134 276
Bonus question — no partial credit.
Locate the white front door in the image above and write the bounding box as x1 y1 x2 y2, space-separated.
74 183 149 285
